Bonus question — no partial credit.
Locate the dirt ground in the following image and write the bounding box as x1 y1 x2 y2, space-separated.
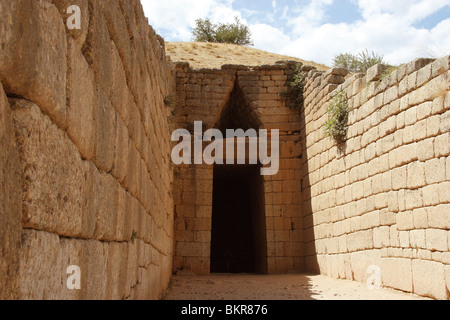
164 272 430 300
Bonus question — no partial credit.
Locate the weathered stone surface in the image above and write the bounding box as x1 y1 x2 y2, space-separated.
0 0 67 129
82 0 113 96
94 85 116 173
382 258 413 292
0 84 22 300
50 0 89 48
10 98 84 237
412 259 448 300
18 230 62 300
366 64 389 83
67 37 97 161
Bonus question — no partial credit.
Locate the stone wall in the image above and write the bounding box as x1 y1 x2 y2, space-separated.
301 57 450 299
0 0 175 300
172 62 305 275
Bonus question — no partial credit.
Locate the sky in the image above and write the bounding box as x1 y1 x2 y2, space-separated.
141 0 450 66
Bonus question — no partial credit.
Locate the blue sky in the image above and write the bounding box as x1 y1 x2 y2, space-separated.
141 0 450 66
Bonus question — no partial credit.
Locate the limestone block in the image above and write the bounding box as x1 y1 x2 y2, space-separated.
79 239 108 300
82 0 113 96
392 165 407 190
81 161 99 238
50 0 89 48
407 58 436 76
412 259 447 300
94 85 116 173
424 158 446 184
412 208 428 229
426 115 441 137
410 229 426 249
109 41 131 126
0 0 67 129
66 38 97 161
347 230 374 252
438 182 450 204
447 156 450 180
373 226 390 248
0 84 22 300
396 212 415 231
422 184 440 206
111 115 130 184
125 242 139 299
349 250 381 283
410 73 450 107
417 138 435 161
381 258 413 292
366 64 389 82
404 189 423 210
104 243 122 300
441 109 450 134
426 229 449 252
92 173 118 241
18 230 62 300
416 63 432 87
11 99 84 237
404 105 417 126
58 238 83 300
431 95 445 115
406 161 425 189
431 55 450 78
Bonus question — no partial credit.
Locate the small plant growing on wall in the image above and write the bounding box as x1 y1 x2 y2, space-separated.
323 90 349 144
281 64 305 111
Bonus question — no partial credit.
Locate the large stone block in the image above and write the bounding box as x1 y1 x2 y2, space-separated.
0 0 67 129
424 158 446 184
66 38 97 161
82 0 113 96
382 258 413 293
57 238 83 300
412 259 448 300
0 84 22 300
78 239 108 300
18 230 63 300
94 85 116 173
92 173 119 241
10 99 84 237
426 229 449 252
50 0 89 48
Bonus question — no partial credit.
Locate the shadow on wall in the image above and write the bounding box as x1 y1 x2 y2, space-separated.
300 104 319 274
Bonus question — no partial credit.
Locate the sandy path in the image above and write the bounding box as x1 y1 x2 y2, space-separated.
164 273 429 300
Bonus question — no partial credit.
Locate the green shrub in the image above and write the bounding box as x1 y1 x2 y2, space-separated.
280 64 305 111
333 49 384 73
192 17 253 46
323 90 349 144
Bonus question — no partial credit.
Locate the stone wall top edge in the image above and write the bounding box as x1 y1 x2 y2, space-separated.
172 60 305 74
304 55 450 113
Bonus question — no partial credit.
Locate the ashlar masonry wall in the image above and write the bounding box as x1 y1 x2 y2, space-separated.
301 57 450 300
172 62 306 275
0 0 175 300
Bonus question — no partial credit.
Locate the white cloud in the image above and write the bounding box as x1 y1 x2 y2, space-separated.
140 0 242 41
250 24 291 54
141 0 450 66
279 0 450 65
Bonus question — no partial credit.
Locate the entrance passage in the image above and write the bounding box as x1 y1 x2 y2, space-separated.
211 165 267 274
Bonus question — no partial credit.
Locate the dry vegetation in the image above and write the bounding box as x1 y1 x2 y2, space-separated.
166 42 329 71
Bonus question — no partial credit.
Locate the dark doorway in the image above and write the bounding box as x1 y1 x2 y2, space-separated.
211 165 267 274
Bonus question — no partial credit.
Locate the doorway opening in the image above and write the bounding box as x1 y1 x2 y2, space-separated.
210 165 267 274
